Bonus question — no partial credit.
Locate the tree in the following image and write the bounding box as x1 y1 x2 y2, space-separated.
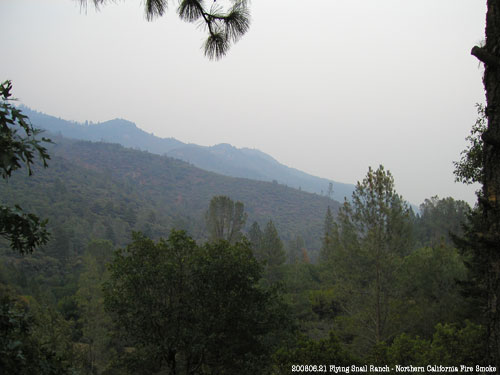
453 103 486 186
287 235 305 265
0 80 51 254
329 166 412 352
272 332 355 375
397 244 468 338
466 3 500 365
260 220 285 266
320 206 336 264
79 0 250 60
384 321 486 367
75 241 114 374
257 220 286 286
0 288 71 375
205 195 247 243
414 196 471 247
247 221 263 253
103 231 288 374
327 182 334 200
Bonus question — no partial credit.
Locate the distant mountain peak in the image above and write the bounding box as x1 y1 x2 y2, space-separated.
212 143 234 149
100 118 138 129
22 107 355 201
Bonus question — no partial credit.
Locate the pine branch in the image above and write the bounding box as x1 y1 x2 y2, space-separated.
77 0 250 60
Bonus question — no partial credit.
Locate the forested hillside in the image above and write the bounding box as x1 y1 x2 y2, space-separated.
1 134 338 255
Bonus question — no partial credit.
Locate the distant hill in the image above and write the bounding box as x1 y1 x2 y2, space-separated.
1 136 340 257
22 107 184 154
23 107 355 201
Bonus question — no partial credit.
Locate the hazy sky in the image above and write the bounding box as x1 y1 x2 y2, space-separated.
2 0 486 206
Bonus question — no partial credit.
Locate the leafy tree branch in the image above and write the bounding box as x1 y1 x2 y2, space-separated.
1 79 51 254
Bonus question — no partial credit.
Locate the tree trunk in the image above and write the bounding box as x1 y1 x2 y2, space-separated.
472 0 500 366
376 262 381 344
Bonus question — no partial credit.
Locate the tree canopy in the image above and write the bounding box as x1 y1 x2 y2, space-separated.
103 230 289 374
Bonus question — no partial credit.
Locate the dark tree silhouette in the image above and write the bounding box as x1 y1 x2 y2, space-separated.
468 1 500 366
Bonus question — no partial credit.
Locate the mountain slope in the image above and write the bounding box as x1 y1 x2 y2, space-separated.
1 135 339 256
23 107 355 200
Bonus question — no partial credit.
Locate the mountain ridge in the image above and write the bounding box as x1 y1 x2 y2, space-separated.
22 106 355 201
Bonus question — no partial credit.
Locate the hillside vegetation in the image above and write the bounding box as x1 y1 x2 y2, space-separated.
1 135 338 256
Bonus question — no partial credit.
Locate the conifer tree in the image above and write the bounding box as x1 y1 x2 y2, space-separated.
248 221 263 259
331 166 412 352
259 220 286 285
205 195 247 244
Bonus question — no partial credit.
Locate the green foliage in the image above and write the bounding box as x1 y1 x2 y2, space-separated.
205 195 247 243
386 321 486 367
326 166 413 352
28 297 75 371
0 136 331 254
255 220 286 286
104 231 289 374
260 220 286 266
414 196 471 247
287 235 305 264
308 289 339 321
0 289 72 375
75 241 114 374
429 321 486 365
280 263 323 329
454 103 486 185
272 332 355 375
248 221 263 252
397 244 468 337
0 80 51 179
0 80 51 254
452 206 490 325
320 206 336 268
0 205 50 255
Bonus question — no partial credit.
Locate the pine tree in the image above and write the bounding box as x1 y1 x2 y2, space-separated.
259 220 286 285
331 166 412 352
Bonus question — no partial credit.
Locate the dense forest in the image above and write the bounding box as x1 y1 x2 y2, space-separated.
1 90 491 374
